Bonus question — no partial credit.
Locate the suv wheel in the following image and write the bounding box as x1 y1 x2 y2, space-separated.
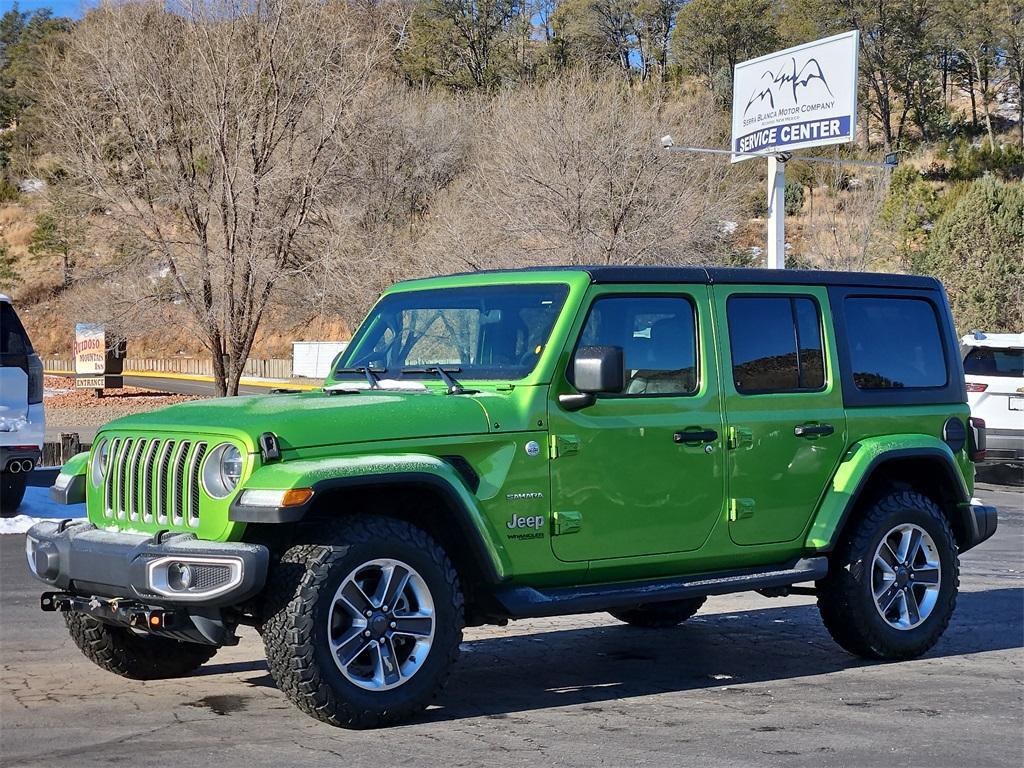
817 490 959 660
608 597 706 628
64 613 219 679
260 515 464 728
1 471 28 517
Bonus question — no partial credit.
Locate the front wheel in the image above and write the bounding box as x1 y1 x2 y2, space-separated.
260 516 464 728
817 490 959 660
64 613 219 679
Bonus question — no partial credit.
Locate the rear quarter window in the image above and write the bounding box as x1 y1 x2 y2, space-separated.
844 297 947 389
1 302 33 356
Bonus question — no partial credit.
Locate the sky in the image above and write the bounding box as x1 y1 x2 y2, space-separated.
1 1 88 19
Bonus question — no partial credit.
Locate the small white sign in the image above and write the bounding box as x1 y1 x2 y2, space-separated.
731 31 859 162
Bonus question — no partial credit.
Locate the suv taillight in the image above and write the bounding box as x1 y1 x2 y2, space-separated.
27 354 43 404
968 416 986 462
966 382 988 392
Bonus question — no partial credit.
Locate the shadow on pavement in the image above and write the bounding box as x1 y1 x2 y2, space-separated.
204 587 1022 723
418 586 1023 723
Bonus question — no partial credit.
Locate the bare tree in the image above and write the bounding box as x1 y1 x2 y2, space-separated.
39 0 387 395
427 74 748 269
795 163 891 272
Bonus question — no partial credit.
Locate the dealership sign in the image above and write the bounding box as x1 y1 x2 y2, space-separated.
731 31 859 162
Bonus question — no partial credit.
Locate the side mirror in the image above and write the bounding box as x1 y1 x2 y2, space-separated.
559 346 624 411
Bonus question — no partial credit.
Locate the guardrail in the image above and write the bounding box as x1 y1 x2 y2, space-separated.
43 357 293 379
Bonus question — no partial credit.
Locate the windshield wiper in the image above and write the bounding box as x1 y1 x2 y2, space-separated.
335 366 385 390
402 366 472 395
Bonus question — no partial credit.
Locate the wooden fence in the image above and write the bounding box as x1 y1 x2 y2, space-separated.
44 357 293 379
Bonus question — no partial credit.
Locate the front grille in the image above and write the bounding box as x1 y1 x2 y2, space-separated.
103 438 207 528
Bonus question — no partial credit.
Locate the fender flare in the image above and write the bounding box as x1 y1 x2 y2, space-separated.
229 454 510 582
805 437 971 553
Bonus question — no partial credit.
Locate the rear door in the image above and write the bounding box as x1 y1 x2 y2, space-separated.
0 301 33 432
714 286 848 546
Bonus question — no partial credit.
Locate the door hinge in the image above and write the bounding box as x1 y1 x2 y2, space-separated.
729 498 756 521
728 426 753 450
549 434 580 459
553 510 582 535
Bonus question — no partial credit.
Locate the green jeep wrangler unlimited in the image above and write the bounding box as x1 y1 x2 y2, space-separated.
28 266 997 728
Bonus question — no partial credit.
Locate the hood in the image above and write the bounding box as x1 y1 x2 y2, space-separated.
101 390 493 452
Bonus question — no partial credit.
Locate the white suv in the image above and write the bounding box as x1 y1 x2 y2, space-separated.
962 331 1023 465
1 295 44 515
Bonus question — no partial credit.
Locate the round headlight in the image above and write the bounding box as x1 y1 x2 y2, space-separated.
202 443 243 499
90 439 109 487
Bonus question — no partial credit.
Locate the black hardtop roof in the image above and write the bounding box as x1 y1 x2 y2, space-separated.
446 265 942 291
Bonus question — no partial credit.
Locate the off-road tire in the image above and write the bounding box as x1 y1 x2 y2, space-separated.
260 515 464 729
817 490 959 660
1 471 28 517
64 613 219 679
608 597 706 628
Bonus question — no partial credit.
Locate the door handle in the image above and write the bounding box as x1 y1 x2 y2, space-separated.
794 424 834 438
674 429 718 444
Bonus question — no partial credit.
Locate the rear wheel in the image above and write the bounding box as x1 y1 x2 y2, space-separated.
1 471 28 517
260 515 464 728
609 597 706 628
64 613 219 679
817 490 959 660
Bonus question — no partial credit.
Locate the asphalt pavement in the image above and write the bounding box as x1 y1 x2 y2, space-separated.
1 483 1021 768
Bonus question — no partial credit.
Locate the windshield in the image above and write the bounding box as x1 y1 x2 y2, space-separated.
336 284 569 381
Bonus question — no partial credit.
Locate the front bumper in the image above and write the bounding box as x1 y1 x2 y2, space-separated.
25 520 269 608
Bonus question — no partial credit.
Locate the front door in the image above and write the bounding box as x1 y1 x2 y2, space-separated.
714 286 848 546
547 287 726 562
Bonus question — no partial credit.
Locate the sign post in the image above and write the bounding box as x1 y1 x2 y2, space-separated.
730 30 860 268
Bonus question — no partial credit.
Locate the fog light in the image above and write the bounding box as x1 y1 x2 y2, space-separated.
167 562 194 591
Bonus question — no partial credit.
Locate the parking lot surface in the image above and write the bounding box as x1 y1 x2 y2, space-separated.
1 483 1021 768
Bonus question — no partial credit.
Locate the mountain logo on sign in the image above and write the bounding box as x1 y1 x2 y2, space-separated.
743 57 835 116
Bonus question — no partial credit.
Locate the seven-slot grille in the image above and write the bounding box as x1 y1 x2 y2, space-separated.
102 438 208 527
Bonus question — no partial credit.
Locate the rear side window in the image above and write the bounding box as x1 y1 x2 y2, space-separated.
727 296 825 393
576 295 698 395
844 297 947 389
0 302 32 356
963 347 1023 378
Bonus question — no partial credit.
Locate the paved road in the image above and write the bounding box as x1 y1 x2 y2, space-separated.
120 375 295 397
1 484 1021 768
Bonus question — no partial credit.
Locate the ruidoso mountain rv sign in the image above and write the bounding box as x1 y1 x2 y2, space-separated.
731 30 859 161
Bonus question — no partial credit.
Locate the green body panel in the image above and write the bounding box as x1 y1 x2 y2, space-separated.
804 432 969 550
67 268 975 594
711 284 849 546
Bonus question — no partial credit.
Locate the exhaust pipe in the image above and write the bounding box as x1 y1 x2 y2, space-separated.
20 459 34 472
4 459 34 473
7 460 21 474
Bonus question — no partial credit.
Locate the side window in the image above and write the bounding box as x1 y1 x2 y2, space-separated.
577 296 698 396
727 296 825 393
844 297 947 389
